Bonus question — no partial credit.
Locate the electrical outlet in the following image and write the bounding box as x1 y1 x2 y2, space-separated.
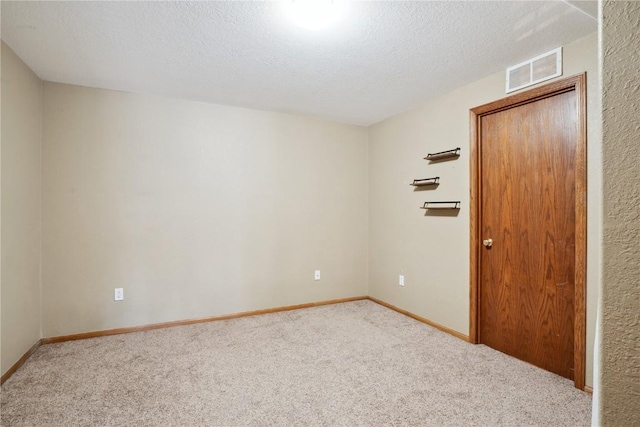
399 275 405 286
114 288 124 301
314 270 321 281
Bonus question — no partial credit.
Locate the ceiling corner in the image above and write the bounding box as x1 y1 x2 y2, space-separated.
563 1 598 20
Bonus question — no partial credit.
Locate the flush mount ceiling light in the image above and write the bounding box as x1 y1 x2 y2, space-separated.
283 0 346 31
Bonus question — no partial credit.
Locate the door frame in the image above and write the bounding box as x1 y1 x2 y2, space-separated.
469 73 587 390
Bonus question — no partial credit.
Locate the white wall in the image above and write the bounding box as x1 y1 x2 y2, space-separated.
368 32 600 387
1 42 43 376
41 83 369 337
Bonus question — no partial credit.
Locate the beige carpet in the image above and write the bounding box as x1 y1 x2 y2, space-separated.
1 300 591 426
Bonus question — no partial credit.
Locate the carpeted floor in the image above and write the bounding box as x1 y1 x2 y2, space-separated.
1 300 591 426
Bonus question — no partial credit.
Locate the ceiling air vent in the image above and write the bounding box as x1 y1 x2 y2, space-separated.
506 47 562 93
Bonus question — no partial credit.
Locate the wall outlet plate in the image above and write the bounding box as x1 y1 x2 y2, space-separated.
314 270 321 280
114 288 124 301
399 275 405 286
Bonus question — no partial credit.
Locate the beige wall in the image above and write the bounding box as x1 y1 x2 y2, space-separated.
41 83 369 337
1 42 43 376
368 32 600 387
599 0 640 424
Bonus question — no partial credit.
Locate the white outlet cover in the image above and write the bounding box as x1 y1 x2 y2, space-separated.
314 270 321 280
399 275 405 286
114 288 124 301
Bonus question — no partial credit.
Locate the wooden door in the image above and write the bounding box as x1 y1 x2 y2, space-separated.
470 75 586 389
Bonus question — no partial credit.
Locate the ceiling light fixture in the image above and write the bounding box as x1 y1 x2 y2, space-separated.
283 0 346 31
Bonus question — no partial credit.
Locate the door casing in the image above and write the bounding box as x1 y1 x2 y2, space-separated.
469 73 587 390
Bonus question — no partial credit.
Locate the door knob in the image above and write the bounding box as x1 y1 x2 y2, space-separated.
482 238 493 247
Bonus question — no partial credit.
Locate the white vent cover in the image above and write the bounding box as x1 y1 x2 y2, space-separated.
506 47 563 93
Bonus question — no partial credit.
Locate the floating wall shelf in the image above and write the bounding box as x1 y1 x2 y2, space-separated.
410 177 440 187
420 201 461 210
424 147 461 161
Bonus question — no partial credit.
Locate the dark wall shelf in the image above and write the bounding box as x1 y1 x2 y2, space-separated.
420 201 461 210
410 177 440 187
413 149 460 213
424 147 460 161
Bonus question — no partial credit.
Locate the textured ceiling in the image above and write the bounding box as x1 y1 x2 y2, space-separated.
1 1 596 126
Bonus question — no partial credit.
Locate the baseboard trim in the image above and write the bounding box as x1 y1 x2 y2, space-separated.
584 385 593 394
42 296 369 344
1 339 42 385
367 296 470 342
